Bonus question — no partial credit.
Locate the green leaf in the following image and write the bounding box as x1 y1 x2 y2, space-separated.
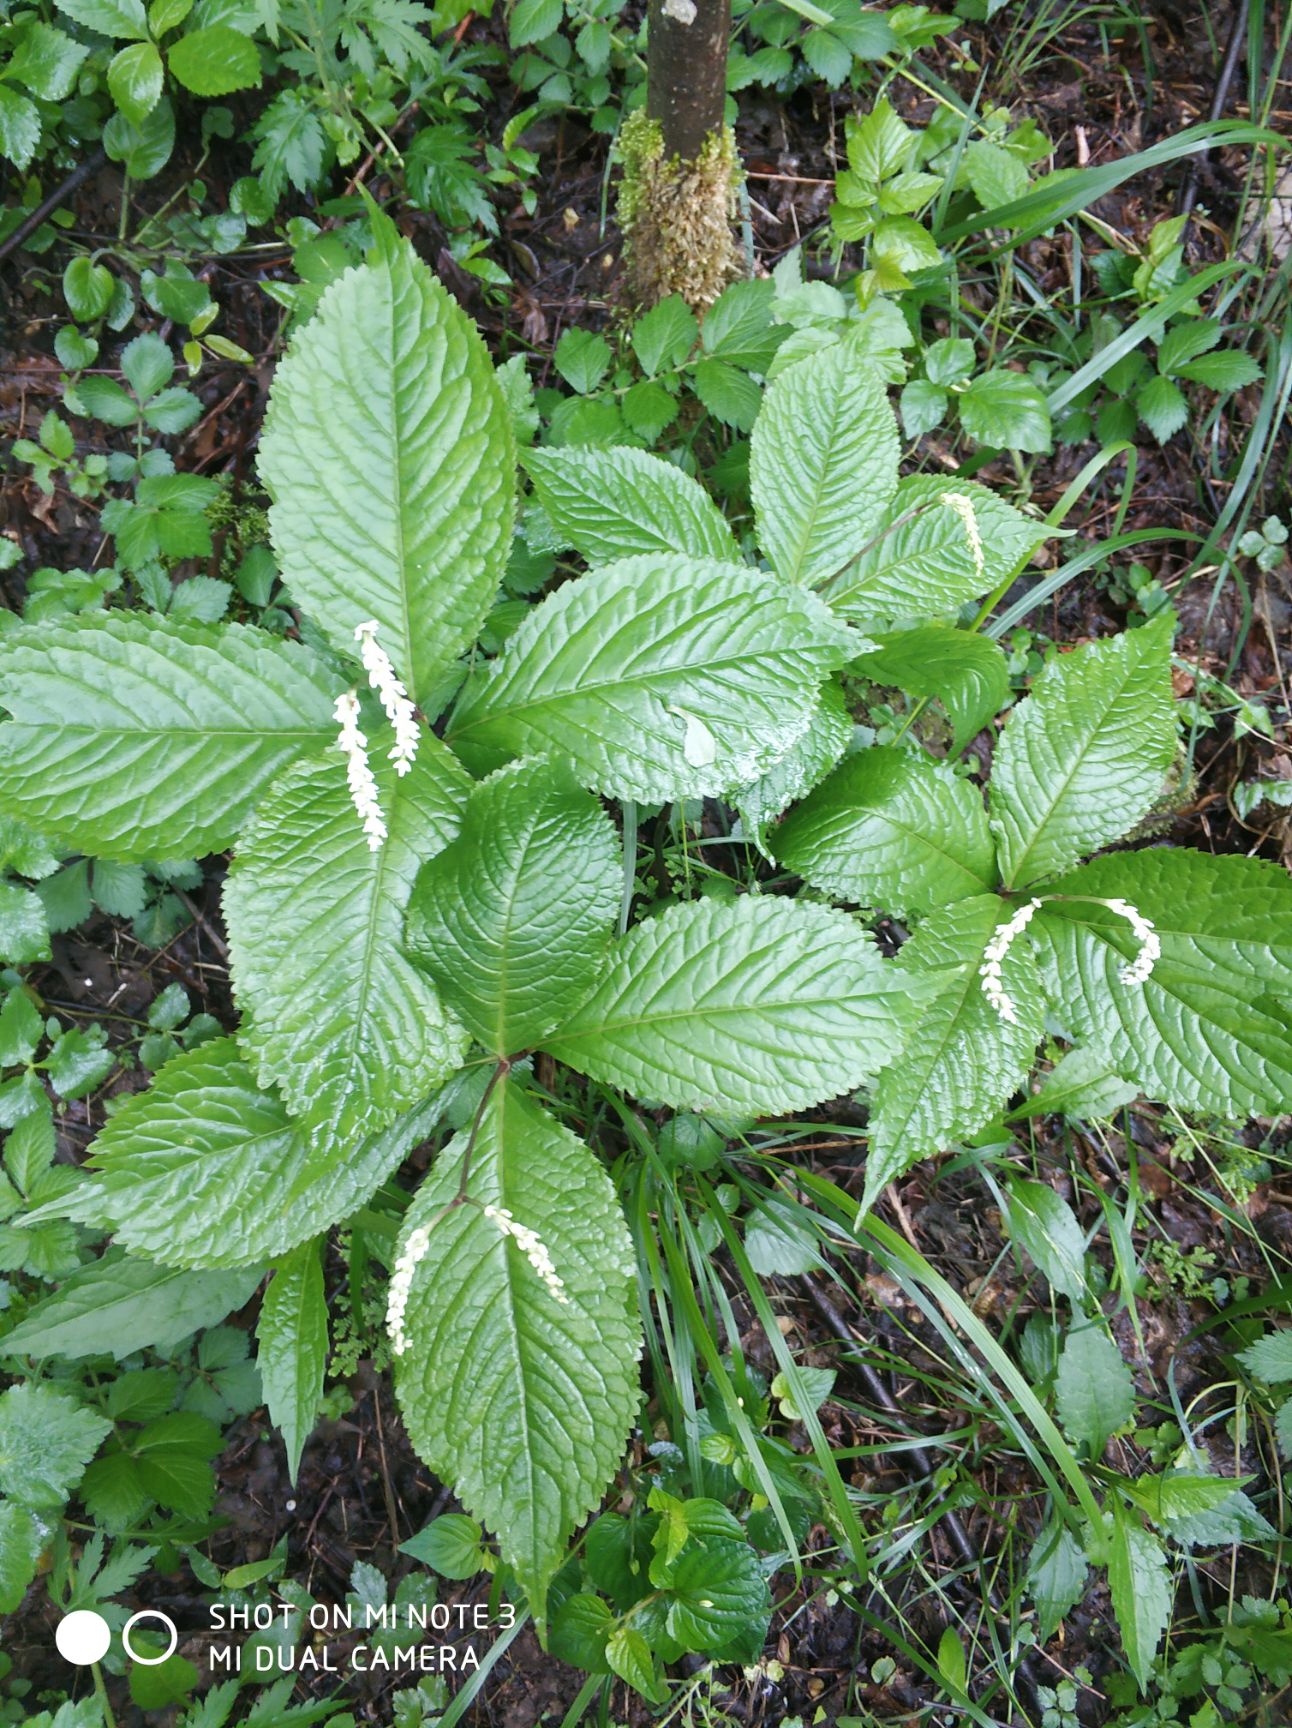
1240 1331 1292 1383
605 1625 660 1700
107 41 163 126
119 330 171 400
224 734 470 1143
523 447 739 564
731 676 853 835
990 617 1176 890
545 896 925 1116
864 895 1045 1212
691 358 762 431
899 377 948 438
55 1038 446 1267
103 92 173 180
1173 350 1262 392
553 327 611 393
963 137 1030 208
1026 1520 1088 1640
1135 373 1188 444
0 86 40 172
0 882 50 965
701 278 781 370
871 214 941 270
824 476 1050 627
1003 1176 1087 1303
959 368 1051 453
1055 1323 1134 1458
448 556 858 803
1035 848 1292 1115
167 24 261 95
256 1240 327 1485
1 1254 261 1360
1156 319 1221 374
750 344 899 584
5 22 88 103
0 1501 43 1614
664 1538 771 1651
62 255 116 322
54 0 148 38
400 1513 486 1579
631 296 698 375
259 236 515 708
393 1080 640 1631
774 745 997 915
405 757 619 1056
0 614 340 861
0 1383 110 1508
1108 1503 1171 1691
860 625 1009 751
1006 1046 1138 1122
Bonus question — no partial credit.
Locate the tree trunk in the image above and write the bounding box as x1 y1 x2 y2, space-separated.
617 0 744 311
647 0 730 161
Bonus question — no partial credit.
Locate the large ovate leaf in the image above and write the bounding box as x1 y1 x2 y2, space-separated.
730 677 853 838
447 557 860 803
51 1039 445 1268
0 615 339 860
774 745 996 915
224 732 470 1142
824 476 1051 626
990 616 1176 889
750 344 899 585
524 446 739 564
1056 1323 1135 1457
405 758 620 1055
864 895 1045 1213
258 234 515 707
545 896 925 1115
1034 848 1292 1116
393 1080 640 1630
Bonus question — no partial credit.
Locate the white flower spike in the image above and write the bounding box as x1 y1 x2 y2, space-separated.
483 1203 569 1305
334 689 387 851
354 619 419 775
1103 896 1160 987
980 897 1042 1025
941 491 985 585
387 1223 432 1356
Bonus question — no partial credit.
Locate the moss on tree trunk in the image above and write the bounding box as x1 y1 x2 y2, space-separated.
618 0 744 311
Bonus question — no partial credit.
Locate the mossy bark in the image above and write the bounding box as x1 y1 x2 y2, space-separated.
617 0 744 312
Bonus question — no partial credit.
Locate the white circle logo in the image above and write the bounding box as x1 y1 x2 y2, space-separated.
122 1610 178 1665
55 1610 111 1666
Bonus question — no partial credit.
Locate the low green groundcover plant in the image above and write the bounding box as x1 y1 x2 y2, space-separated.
3 219 1290 1679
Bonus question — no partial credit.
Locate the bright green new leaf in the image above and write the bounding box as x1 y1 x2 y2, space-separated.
448 556 859 803
167 25 261 96
523 446 739 565
1003 1176 1088 1303
1006 1046 1138 1122
864 895 1045 1212
400 1513 487 1580
393 1080 640 1631
750 343 899 585
256 1240 327 1485
990 617 1176 889
55 0 148 38
259 236 515 707
1055 1323 1134 1458
1036 849 1292 1115
1108 1503 1171 1691
959 368 1051 453
0 615 340 861
107 41 162 126
225 733 470 1142
405 757 620 1055
664 1539 771 1652
0 1254 261 1360
824 476 1050 626
1026 1520 1088 1640
55 1039 445 1268
775 745 997 915
546 896 924 1116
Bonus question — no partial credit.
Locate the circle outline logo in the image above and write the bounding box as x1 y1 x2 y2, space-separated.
122 1609 178 1665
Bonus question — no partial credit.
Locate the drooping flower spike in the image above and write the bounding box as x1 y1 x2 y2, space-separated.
979 897 1042 1026
334 690 387 851
354 619 419 775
